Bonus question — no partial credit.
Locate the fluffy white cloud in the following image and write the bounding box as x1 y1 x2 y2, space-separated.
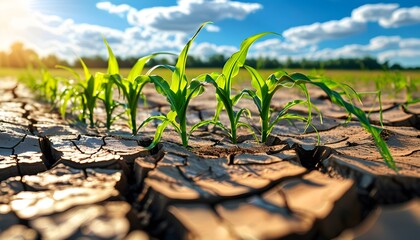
366 36 401 51
351 3 399 22
97 0 262 32
299 36 420 66
399 38 420 48
248 34 420 67
351 4 420 28
378 49 420 65
283 17 365 44
205 25 221 32
379 38 420 67
379 7 420 28
366 36 420 52
96 1 135 17
252 38 314 57
190 42 237 59
282 3 420 45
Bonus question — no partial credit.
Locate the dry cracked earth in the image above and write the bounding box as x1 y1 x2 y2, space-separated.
0 77 419 239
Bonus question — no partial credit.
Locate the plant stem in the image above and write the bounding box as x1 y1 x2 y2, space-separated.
230 121 237 143
89 112 94 128
131 108 137 135
106 112 112 130
261 105 271 143
228 109 237 144
180 116 188 147
261 117 268 143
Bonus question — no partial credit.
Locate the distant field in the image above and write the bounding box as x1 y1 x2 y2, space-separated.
1 67 419 92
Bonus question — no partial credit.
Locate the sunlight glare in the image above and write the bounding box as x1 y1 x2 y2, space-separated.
0 0 41 50
0 0 32 30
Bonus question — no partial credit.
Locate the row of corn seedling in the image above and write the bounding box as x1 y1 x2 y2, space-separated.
24 23 397 170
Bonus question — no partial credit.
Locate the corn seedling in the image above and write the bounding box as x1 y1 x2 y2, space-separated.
286 73 397 170
309 75 383 126
97 38 123 129
39 68 59 105
112 74 147 135
242 65 318 143
203 32 275 143
18 67 40 93
57 58 100 127
375 71 414 102
138 22 209 148
112 50 171 134
57 80 75 119
381 72 420 108
36 67 75 118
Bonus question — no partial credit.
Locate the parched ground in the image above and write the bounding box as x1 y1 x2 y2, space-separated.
0 78 419 239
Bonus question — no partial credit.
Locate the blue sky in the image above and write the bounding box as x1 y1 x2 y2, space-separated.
1 0 420 66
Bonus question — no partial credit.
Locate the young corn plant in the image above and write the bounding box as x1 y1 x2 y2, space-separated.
240 64 396 169
36 67 77 118
138 22 210 148
112 51 170 134
242 65 318 143
404 77 419 106
286 73 397 170
308 75 375 125
40 68 59 105
97 38 122 129
18 67 39 92
203 32 275 143
57 79 76 119
57 58 101 127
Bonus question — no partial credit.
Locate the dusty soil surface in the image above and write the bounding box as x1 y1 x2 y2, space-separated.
0 78 419 239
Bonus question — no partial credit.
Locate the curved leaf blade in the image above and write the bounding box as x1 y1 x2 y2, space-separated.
171 22 211 92
103 37 119 75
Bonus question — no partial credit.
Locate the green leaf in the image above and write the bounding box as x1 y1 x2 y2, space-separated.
244 65 266 99
58 88 74 118
146 64 176 76
222 32 276 91
189 119 215 134
185 80 205 103
309 81 397 170
79 57 91 81
128 53 174 82
138 115 167 130
167 110 178 122
149 75 178 109
56 65 81 82
141 111 182 149
242 89 262 114
203 74 228 121
146 119 171 150
171 22 211 93
103 37 119 75
289 72 311 82
237 122 260 143
268 113 309 134
234 108 252 127
272 70 289 79
232 91 247 105
269 100 307 129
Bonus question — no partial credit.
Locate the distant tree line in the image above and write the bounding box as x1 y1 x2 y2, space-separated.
1 41 418 70
0 42 69 68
